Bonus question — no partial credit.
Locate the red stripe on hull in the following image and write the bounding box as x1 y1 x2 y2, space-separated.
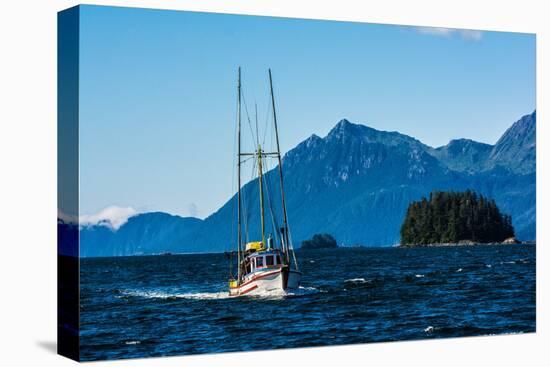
239 284 258 295
237 269 281 288
229 284 258 297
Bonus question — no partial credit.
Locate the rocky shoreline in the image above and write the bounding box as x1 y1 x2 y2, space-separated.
399 238 534 248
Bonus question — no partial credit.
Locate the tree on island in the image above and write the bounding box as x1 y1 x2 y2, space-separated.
400 190 515 245
301 233 338 249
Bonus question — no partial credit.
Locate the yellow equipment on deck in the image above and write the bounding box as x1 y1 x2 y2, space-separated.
245 241 264 252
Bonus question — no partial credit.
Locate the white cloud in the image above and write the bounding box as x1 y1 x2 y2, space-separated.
415 26 483 41
80 206 138 230
416 27 454 37
58 208 78 224
458 29 483 41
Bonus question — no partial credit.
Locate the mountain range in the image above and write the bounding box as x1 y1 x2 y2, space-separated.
65 111 536 257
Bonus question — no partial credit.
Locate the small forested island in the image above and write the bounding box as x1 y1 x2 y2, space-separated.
400 190 515 246
301 233 338 250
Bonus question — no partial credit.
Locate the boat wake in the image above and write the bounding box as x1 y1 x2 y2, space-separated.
117 289 231 300
117 285 321 301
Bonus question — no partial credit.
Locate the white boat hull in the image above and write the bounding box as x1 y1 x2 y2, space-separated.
229 267 301 297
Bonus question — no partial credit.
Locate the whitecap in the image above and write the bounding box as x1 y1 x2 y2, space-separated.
298 286 318 291
284 286 321 297
345 278 368 283
424 326 434 333
247 286 320 299
124 340 141 345
415 274 425 278
456 268 463 272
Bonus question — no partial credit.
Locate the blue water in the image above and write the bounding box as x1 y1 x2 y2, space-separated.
80 244 536 361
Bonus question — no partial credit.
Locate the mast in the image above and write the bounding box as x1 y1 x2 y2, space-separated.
237 67 242 282
268 69 291 264
257 144 266 246
255 103 266 246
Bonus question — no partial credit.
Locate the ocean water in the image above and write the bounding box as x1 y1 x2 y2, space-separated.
80 244 536 361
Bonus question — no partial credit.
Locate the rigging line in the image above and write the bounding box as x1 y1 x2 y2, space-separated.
260 152 278 245
263 159 281 246
240 156 255 164
288 229 300 271
241 190 249 244
260 97 279 244
228 88 239 278
243 157 257 243
284 216 299 271
254 102 260 148
262 89 272 147
241 88 257 145
240 159 249 244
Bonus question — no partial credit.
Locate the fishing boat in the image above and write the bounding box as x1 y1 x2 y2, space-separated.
228 68 301 297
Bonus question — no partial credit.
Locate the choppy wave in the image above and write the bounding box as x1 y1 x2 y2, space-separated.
246 285 322 299
80 245 535 361
291 285 323 295
345 278 369 284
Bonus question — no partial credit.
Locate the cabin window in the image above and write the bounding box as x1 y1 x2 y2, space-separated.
276 254 282 265
266 255 274 266
256 257 264 268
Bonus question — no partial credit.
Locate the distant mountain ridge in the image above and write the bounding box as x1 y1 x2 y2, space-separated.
72 111 536 257
430 139 493 173
487 111 536 174
430 111 536 174
79 213 203 257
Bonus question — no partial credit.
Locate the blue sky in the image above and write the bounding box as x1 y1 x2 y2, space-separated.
78 5 535 220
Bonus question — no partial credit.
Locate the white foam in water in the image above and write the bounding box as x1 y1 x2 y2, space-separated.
345 278 368 283
424 326 434 333
249 289 288 299
456 268 463 272
295 285 322 294
251 286 321 299
120 289 231 300
176 291 231 300
124 340 141 345
120 285 321 300
299 285 327 294
299 286 319 291
415 274 425 278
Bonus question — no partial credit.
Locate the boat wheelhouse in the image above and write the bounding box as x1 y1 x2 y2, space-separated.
228 68 301 297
